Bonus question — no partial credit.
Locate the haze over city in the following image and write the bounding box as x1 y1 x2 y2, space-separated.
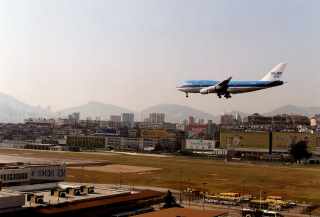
0 1 320 217
0 0 319 114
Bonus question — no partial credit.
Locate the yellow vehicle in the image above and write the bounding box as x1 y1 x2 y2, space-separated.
242 208 284 217
218 192 241 202
265 196 289 210
267 196 282 200
205 193 240 205
220 192 241 198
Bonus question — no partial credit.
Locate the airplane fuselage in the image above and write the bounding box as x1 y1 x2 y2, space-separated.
177 63 287 98
177 80 284 94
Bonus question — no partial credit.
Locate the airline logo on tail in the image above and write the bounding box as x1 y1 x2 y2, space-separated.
271 71 282 79
261 63 287 81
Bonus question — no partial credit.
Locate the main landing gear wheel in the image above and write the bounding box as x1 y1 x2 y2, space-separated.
224 93 231 99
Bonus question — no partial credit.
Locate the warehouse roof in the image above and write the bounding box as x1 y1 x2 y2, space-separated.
134 207 228 217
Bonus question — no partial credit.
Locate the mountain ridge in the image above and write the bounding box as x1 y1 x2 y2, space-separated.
0 92 318 123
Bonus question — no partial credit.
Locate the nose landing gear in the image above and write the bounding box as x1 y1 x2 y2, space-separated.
185 92 189 98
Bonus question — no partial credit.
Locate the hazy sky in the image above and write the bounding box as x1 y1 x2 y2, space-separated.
0 0 319 115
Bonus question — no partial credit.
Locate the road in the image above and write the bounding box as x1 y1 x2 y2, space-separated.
86 183 317 217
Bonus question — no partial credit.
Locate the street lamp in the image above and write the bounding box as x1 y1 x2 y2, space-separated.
202 182 207 211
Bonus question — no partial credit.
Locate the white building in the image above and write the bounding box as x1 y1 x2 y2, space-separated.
0 164 66 186
149 113 165 123
185 139 216 151
122 113 135 128
30 165 66 181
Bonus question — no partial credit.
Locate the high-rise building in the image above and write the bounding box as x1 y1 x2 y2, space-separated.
67 112 80 127
110 115 121 122
68 112 80 122
198 118 205 125
220 114 235 126
207 120 214 139
189 116 195 125
149 113 165 123
122 113 135 128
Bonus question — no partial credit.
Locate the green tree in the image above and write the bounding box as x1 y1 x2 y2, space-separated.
290 140 312 162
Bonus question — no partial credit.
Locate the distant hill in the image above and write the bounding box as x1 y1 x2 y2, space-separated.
0 91 318 123
0 92 50 123
57 101 132 120
140 104 219 123
227 111 250 119
265 105 320 117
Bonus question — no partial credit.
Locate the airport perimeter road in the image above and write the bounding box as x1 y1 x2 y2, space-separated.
88 184 317 217
181 202 317 217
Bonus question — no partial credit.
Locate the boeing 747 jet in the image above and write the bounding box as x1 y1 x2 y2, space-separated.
177 63 287 99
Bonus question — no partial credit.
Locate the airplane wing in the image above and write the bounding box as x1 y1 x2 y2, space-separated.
215 76 232 91
200 76 232 94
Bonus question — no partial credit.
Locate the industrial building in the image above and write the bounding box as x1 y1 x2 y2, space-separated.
0 189 25 212
220 130 320 160
66 135 105 150
0 163 66 186
140 129 179 152
0 182 164 217
220 130 320 151
185 139 216 151
247 113 310 130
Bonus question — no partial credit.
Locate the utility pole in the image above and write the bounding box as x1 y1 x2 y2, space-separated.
202 182 207 211
188 178 191 207
179 168 182 205
259 190 262 210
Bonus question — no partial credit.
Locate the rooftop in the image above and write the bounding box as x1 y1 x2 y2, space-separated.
0 189 23 198
134 207 228 217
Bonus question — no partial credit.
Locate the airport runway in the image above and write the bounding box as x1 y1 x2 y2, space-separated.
0 152 108 166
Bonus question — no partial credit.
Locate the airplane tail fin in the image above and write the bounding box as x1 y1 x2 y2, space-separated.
261 63 287 81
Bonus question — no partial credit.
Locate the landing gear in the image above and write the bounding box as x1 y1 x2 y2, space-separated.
217 92 231 99
224 93 231 99
185 92 189 98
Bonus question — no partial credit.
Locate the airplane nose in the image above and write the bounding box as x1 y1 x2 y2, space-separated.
176 86 184 92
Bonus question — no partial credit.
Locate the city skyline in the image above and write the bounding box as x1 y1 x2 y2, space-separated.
0 0 319 115
0 1 319 215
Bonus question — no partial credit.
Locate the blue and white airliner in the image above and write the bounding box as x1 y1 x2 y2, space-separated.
177 63 287 99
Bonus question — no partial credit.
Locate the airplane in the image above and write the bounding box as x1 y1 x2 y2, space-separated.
176 63 287 99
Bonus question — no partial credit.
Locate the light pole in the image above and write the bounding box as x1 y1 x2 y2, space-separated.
259 190 262 210
187 178 191 207
202 182 207 211
179 168 183 205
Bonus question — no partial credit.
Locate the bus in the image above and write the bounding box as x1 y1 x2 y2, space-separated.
242 208 284 217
